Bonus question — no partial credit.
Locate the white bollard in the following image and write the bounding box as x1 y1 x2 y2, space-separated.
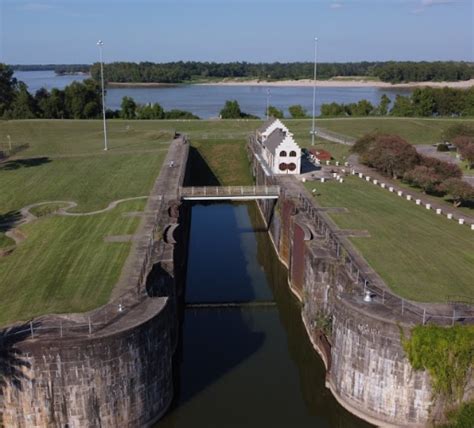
335 161 339 166
351 169 356 175
332 172 337 178
321 177 325 183
459 218 465 225
373 179 378 185
344 162 349 167
416 199 421 205
366 176 370 181
471 224 474 230
426 204 431 210
397 190 403 197
302 177 306 183
436 208 442 215
339 178 344 183
406 195 412 201
389 187 394 192
326 160 330 165
381 183 386 188
358 173 364 178
447 213 453 219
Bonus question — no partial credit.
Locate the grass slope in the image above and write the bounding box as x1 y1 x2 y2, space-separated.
305 176 474 302
0 200 145 324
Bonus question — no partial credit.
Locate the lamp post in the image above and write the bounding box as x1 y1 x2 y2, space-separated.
266 88 271 120
97 40 108 151
311 37 318 146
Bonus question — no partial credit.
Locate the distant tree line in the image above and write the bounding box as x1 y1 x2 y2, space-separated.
0 64 198 120
86 61 474 84
10 64 90 74
352 130 474 207
320 88 474 118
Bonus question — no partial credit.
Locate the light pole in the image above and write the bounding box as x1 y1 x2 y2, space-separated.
97 40 108 151
311 37 318 146
266 88 271 120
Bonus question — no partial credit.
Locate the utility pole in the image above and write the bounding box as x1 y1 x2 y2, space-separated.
311 37 318 146
97 40 108 151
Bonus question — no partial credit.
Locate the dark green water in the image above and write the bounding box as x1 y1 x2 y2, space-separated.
157 202 371 428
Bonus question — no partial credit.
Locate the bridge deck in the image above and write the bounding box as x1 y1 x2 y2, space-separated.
179 185 280 201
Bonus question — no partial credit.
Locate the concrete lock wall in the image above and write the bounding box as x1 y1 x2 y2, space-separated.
248 141 437 427
0 137 190 428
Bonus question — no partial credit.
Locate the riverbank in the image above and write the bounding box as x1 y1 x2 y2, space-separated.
195 78 474 89
104 78 474 89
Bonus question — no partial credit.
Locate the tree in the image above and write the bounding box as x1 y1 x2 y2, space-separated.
136 103 164 119
351 132 378 155
362 135 420 178
412 88 436 117
320 102 344 117
377 94 391 115
349 100 374 116
120 96 137 119
390 95 414 116
164 109 199 120
0 64 18 117
288 104 307 118
8 82 36 119
266 105 283 119
440 178 474 207
220 100 242 119
420 155 462 181
64 79 101 119
403 165 442 194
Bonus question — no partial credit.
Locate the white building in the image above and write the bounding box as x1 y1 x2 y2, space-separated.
256 118 301 175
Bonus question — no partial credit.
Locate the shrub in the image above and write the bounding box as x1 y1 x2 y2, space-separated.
440 178 474 207
437 143 450 152
351 132 378 155
403 165 444 194
362 135 420 178
420 156 462 181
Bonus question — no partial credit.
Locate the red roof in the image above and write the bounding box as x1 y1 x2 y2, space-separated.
309 148 332 160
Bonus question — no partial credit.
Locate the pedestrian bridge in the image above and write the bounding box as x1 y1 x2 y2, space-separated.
179 185 280 201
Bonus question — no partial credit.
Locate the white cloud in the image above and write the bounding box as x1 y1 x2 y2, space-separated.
330 2 343 9
412 0 456 13
18 2 55 12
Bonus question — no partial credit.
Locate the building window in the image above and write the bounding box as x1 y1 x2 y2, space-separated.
279 150 287 157
279 163 287 171
289 150 297 157
288 163 296 171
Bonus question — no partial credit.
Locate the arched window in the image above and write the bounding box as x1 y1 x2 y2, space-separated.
279 163 287 171
289 150 297 157
288 163 297 171
279 150 287 157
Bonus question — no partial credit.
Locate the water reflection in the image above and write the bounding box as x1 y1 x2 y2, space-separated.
157 202 371 428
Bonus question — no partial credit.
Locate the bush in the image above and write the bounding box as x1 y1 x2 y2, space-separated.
362 135 420 178
440 401 474 428
351 132 378 155
403 165 444 194
440 178 474 207
420 156 462 181
437 143 450 152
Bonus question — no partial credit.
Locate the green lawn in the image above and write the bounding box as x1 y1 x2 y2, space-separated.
292 117 474 145
0 120 172 326
305 176 474 303
0 200 145 324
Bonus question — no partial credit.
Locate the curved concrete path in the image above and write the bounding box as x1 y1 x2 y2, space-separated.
1 196 149 250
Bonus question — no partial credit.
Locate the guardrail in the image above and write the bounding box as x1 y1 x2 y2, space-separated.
179 185 280 199
297 192 474 326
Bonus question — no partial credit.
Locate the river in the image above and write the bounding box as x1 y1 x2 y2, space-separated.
156 201 371 428
14 70 411 119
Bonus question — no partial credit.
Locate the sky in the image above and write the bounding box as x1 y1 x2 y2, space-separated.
0 0 472 64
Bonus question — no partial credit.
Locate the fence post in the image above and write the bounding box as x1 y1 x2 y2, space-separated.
401 299 404 316
60 320 63 338
30 321 34 339
422 309 426 325
88 317 92 335
452 309 456 326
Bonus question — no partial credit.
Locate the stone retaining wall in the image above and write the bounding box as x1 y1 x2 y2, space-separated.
248 139 473 427
0 137 190 428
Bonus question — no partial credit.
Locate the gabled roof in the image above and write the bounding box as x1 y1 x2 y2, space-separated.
258 117 277 133
263 129 286 154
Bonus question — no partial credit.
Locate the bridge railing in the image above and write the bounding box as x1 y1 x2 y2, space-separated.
179 185 280 198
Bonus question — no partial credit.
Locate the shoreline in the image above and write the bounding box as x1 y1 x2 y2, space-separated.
106 78 474 89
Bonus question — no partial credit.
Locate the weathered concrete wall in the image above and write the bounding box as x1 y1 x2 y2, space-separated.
0 137 190 428
248 141 446 427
